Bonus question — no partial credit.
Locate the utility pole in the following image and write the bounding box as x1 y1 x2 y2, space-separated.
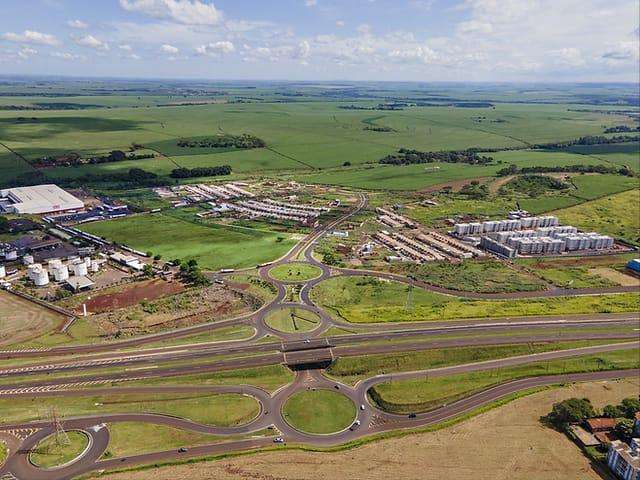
405 276 414 313
48 407 70 446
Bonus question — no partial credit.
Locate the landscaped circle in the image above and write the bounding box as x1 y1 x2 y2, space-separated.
282 389 357 434
264 307 321 333
268 263 323 282
30 431 90 469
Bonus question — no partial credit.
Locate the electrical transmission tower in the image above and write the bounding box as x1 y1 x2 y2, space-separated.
405 279 414 313
48 407 70 446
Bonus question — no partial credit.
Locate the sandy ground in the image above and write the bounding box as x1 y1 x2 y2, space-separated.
0 290 65 346
589 267 640 287
98 377 639 480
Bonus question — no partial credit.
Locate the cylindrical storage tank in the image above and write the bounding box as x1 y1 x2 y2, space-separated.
72 261 88 276
0 265 5 278
33 269 49 286
53 265 69 282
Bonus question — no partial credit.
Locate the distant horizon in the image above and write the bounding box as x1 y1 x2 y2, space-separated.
1 73 639 87
1 1 638 83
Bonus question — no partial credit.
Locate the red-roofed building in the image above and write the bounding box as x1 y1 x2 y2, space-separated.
586 417 617 433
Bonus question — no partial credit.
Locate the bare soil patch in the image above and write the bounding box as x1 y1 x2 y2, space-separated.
100 378 638 480
0 291 65 346
80 279 185 314
589 267 640 287
419 176 492 194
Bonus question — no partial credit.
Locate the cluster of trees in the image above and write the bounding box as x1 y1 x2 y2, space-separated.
603 125 640 133
533 134 639 149
173 259 210 286
501 174 570 197
458 180 489 199
496 163 635 177
380 148 493 166
177 134 265 149
169 165 232 179
339 103 406 111
545 396 640 436
363 125 396 132
34 150 155 168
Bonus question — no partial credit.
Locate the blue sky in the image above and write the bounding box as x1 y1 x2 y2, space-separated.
1 0 638 82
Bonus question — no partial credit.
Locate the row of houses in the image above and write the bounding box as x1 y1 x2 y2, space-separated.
453 215 559 236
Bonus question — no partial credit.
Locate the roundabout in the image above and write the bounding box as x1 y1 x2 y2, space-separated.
267 263 323 283
264 306 322 334
29 431 90 470
281 388 357 435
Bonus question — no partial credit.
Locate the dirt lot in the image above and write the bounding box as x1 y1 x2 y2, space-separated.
80 279 185 314
0 290 66 346
92 283 252 337
589 267 640 287
99 378 638 480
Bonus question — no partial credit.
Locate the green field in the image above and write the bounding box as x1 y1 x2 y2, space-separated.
29 431 89 469
0 392 259 426
552 189 640 245
80 213 296 270
311 276 640 323
326 340 617 385
0 99 631 186
268 263 322 282
264 307 321 333
282 389 356 434
397 259 546 293
369 348 639 414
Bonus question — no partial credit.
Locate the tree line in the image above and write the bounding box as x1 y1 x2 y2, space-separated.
380 148 493 166
177 134 265 149
169 165 232 179
496 163 635 177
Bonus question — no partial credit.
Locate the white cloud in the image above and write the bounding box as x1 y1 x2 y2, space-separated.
119 0 223 26
2 30 60 46
18 47 37 59
161 43 179 54
305 0 317 6
74 34 109 51
67 19 88 29
357 24 372 35
549 47 584 67
456 20 493 35
51 51 85 60
196 40 235 56
119 44 133 51
335 20 345 27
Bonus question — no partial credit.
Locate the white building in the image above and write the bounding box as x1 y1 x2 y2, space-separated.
607 438 640 480
0 184 84 215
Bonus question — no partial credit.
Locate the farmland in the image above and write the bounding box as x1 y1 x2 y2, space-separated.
0 290 67 346
80 213 296 270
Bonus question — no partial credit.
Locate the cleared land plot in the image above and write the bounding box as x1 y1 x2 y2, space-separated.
98 379 639 480
81 213 296 270
552 189 640 246
311 276 639 323
282 389 356 434
0 291 66 346
79 279 185 314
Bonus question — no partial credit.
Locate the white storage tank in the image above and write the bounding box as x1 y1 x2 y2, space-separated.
52 264 69 282
71 260 88 276
23 254 34 265
0 265 5 278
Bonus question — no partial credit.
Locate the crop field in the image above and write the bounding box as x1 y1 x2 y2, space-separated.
311 276 639 323
0 290 67 346
553 189 640 245
80 213 296 270
0 100 630 186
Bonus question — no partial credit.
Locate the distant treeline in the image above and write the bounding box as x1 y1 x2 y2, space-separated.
177 134 265 149
170 165 232 179
380 148 493 166
364 125 396 132
533 134 640 149
496 163 635 177
11 168 164 189
0 102 106 111
603 125 640 133
33 150 154 168
339 103 406 111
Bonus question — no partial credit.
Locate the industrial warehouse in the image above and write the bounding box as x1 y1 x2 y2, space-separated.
0 184 84 214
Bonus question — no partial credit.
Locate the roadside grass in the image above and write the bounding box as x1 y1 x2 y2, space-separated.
264 307 321 333
268 263 322 282
282 389 356 434
124 365 295 393
397 259 547 293
311 276 640 324
552 189 640 246
368 348 639 414
0 440 6 465
326 340 622 385
80 213 296 270
140 325 256 349
29 431 89 469
7 316 101 349
0 393 259 426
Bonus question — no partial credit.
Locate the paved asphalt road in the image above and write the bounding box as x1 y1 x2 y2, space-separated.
0 192 638 480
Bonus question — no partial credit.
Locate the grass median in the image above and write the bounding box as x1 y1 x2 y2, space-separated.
30 431 89 469
282 389 356 434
